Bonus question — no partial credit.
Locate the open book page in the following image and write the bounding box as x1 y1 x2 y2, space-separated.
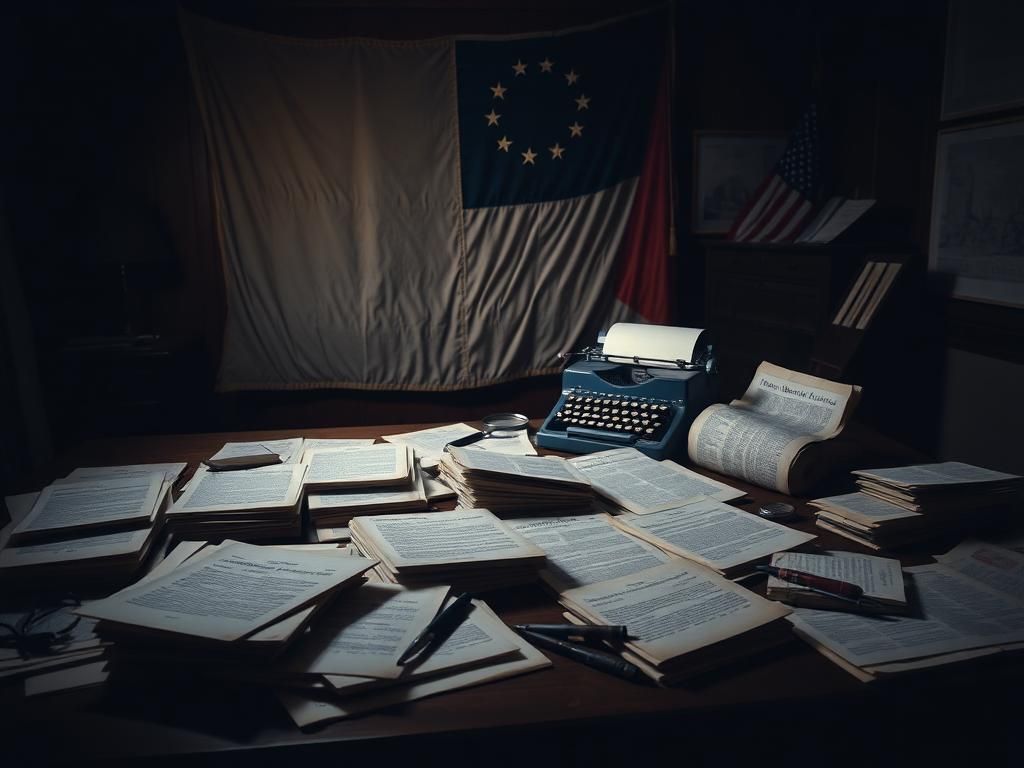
66 463 188 485
289 584 449 678
77 541 375 641
569 448 744 514
277 602 550 727
506 514 675 593
323 597 520 694
688 362 859 494
788 563 1024 667
611 498 815 575
170 464 305 514
768 550 906 604
350 509 544 571
304 444 410 489
12 474 165 543
209 438 305 464
935 540 1024 604
446 447 589 486
561 561 790 666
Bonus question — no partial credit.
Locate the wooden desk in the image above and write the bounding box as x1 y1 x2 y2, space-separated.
2 423 1019 767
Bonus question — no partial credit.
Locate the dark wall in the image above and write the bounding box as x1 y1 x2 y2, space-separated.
6 1 1003 462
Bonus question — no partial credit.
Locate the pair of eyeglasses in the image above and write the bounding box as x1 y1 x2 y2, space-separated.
0 594 82 659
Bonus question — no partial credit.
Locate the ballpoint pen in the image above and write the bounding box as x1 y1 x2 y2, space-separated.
396 592 473 666
516 628 646 683
755 564 864 599
512 623 629 644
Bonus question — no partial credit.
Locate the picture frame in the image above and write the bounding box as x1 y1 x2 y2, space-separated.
941 0 1024 121
929 118 1024 308
691 131 786 234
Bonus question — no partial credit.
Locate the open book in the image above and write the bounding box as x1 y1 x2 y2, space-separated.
688 362 861 495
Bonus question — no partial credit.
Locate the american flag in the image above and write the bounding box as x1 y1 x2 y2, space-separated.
727 104 821 242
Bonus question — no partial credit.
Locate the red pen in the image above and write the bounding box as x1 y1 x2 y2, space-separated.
755 565 864 600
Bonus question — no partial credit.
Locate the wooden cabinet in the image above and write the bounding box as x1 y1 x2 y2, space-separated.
703 241 863 400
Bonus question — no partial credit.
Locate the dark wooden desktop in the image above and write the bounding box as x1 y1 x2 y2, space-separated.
2 423 1019 767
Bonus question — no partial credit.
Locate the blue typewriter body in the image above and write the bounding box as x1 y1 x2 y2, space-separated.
536 358 715 461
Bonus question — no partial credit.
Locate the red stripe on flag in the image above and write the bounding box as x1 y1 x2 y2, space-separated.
758 190 802 241
726 174 775 241
614 61 671 324
735 178 786 241
739 182 792 242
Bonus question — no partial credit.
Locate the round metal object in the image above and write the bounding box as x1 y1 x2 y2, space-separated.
758 502 796 521
481 413 530 433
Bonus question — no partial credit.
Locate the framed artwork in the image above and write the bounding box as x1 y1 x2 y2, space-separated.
692 131 786 234
929 118 1024 308
941 0 1024 121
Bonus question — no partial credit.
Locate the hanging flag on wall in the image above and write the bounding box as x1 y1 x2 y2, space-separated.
181 8 672 391
726 104 821 243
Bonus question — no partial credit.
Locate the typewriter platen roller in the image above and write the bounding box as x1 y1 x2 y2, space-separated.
536 324 716 461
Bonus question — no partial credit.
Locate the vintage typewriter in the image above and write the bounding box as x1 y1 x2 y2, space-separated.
536 324 716 460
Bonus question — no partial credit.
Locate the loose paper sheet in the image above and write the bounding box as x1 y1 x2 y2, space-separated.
209 438 305 465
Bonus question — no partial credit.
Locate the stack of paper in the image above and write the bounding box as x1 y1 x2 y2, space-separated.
0 473 171 586
787 540 1024 682
77 540 376 659
307 456 429 530
302 444 413 492
560 561 792 685
765 550 908 615
506 513 679 595
208 437 305 465
438 447 594 517
274 598 550 727
568 447 746 515
165 464 307 540
812 462 1023 549
349 508 546 592
609 497 816 578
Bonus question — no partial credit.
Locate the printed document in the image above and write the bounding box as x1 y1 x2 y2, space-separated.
768 550 906 604
78 541 375 641
209 437 305 464
447 447 589 486
935 540 1024 604
788 563 1024 667
569 448 744 513
612 497 815 574
171 464 305 513
12 474 164 542
382 423 536 467
290 584 448 678
507 514 673 592
304 444 410 488
66 463 187 484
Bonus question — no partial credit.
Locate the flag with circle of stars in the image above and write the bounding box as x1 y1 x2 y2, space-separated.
456 12 665 209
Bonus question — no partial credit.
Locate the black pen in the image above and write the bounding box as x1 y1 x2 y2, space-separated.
517 628 646 683
397 592 473 666
513 623 629 643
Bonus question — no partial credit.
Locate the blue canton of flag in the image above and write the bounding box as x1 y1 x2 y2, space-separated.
728 104 821 242
456 13 664 209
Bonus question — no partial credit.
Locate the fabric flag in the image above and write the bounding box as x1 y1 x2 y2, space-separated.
180 9 672 391
726 104 821 243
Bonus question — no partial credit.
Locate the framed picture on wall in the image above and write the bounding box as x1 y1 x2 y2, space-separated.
941 0 1024 121
929 118 1024 308
692 131 786 234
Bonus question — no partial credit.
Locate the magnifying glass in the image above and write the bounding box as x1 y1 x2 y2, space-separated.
444 413 530 450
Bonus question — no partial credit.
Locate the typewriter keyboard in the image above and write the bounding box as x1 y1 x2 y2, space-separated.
549 392 675 441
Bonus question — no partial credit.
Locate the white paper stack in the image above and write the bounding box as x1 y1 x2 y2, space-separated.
349 508 547 592
165 464 307 541
438 447 594 517
0 474 171 587
812 462 1023 549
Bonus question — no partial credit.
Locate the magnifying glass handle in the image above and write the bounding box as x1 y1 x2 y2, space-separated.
445 432 487 450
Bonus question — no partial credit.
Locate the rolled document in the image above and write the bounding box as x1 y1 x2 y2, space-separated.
602 323 708 368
